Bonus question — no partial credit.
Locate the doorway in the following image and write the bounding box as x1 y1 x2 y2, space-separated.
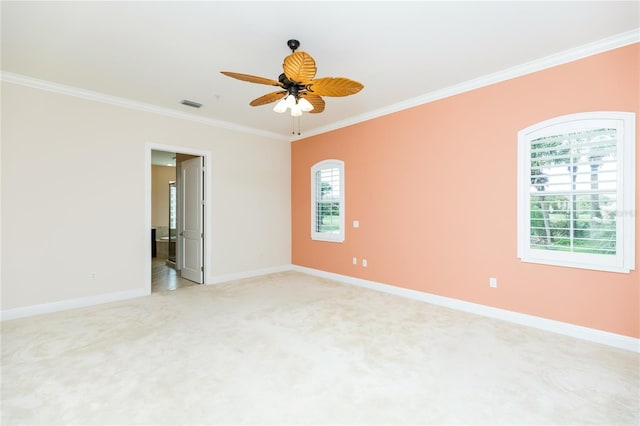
146 143 212 294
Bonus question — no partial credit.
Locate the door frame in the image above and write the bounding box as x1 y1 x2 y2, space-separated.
145 143 212 294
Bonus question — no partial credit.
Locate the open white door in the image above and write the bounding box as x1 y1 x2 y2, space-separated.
180 156 204 283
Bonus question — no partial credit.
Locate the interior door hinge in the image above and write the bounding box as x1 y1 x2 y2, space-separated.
201 266 204 272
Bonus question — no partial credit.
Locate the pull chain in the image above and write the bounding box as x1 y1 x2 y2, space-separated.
291 116 302 136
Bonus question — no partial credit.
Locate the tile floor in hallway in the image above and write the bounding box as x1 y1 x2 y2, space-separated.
151 257 197 292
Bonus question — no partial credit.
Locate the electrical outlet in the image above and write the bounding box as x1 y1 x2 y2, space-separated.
362 259 368 267
352 257 357 265
89 272 97 280
489 277 497 288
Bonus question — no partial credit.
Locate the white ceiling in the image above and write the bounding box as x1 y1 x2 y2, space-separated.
2 1 638 139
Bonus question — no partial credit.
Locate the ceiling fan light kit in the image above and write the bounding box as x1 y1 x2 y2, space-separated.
273 94 314 116
220 39 364 125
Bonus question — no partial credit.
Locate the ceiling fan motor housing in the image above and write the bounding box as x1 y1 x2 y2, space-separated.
278 73 305 98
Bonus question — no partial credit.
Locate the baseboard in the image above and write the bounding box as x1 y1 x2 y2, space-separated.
1 288 149 321
291 265 639 353
5 265 637 352
0 264 292 321
208 264 292 285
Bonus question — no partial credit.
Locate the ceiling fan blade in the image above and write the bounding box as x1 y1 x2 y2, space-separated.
249 91 287 107
299 92 325 113
306 77 364 97
283 51 317 84
220 71 283 87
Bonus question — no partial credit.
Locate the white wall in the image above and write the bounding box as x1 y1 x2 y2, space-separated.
1 81 291 312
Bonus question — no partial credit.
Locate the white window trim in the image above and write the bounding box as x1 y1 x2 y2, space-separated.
311 159 345 243
517 111 635 273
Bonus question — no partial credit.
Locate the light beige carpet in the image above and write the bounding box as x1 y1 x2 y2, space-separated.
2 271 638 425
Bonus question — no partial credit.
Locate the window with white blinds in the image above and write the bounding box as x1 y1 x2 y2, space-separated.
517 112 635 273
311 160 345 242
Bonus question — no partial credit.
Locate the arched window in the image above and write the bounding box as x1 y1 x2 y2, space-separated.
311 160 345 242
517 112 635 273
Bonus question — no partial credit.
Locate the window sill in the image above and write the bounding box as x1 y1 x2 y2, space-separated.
311 234 345 243
519 256 633 274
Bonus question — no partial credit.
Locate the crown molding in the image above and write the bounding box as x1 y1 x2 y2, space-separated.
0 71 289 141
2 29 637 143
292 29 640 141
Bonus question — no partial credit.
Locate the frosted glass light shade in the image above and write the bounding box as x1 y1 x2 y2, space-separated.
273 98 288 113
298 97 314 112
285 95 296 108
273 94 312 117
290 104 302 117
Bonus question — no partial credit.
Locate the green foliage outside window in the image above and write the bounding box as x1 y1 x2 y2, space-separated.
529 128 617 255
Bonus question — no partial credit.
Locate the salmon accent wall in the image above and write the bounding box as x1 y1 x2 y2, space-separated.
291 44 640 338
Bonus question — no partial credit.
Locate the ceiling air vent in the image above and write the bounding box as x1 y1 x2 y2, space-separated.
181 99 202 108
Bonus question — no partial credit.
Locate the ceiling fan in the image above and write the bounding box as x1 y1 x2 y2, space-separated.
221 39 364 117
